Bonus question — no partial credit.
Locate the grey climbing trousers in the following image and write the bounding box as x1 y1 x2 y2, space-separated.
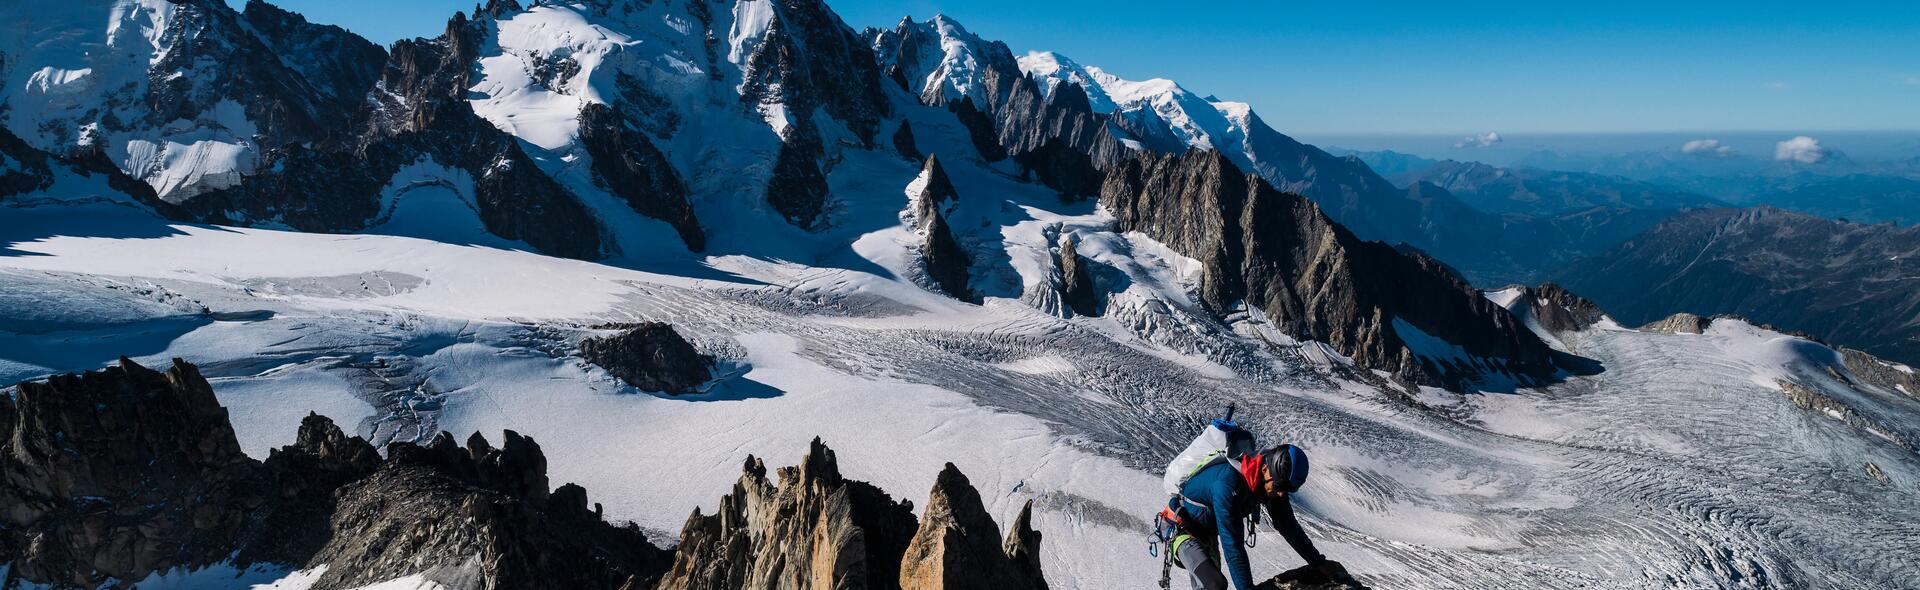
1176 538 1229 590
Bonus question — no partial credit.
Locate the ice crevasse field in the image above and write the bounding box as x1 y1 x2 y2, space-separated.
7 140 1919 588
1 0 1918 588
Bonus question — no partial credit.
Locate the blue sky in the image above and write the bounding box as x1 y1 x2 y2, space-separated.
235 0 1920 134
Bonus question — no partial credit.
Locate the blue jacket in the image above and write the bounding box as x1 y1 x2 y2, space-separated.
1176 460 1326 590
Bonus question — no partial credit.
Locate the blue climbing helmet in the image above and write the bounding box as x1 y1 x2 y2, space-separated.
1263 444 1310 493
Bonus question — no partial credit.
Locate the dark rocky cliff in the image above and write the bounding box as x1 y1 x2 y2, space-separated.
0 358 668 589
1101 150 1569 388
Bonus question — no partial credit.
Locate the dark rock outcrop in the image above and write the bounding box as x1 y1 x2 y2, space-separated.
917 154 961 211
0 358 257 587
922 208 974 302
245 413 383 564
580 322 714 394
295 430 666 590
1015 137 1104 200
579 103 705 251
1100 149 1568 388
734 0 890 146
766 122 835 230
175 9 608 260
733 0 893 231
1000 501 1047 590
1255 565 1372 590
1526 283 1609 334
146 0 381 154
898 464 1047 590
948 97 1008 162
240 0 389 133
0 126 171 212
654 438 920 590
909 155 972 301
0 358 671 589
1057 235 1100 318
1500 283 1608 334
894 120 923 161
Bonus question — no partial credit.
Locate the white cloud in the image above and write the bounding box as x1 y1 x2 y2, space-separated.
1453 131 1502 149
1773 136 1829 164
1764 81 1791 91
1682 139 1736 157
1906 75 1920 86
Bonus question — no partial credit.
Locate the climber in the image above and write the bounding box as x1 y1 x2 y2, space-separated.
1163 443 1346 590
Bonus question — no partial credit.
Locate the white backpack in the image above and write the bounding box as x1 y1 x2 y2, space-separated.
1161 406 1256 496
1162 422 1237 495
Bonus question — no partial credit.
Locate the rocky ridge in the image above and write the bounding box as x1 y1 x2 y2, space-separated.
1100 149 1572 387
909 155 973 301
2 357 1050 588
0 357 670 589
655 439 1047 590
1499 283 1611 335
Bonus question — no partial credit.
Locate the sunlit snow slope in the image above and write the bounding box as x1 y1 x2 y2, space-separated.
5 146 1917 589
3 1 1918 588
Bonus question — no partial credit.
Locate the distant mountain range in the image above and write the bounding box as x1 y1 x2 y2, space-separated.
1558 207 1920 365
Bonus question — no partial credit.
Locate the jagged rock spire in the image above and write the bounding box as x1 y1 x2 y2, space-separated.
1002 500 1048 590
1057 233 1099 317
899 463 1047 590
906 154 973 302
655 437 919 590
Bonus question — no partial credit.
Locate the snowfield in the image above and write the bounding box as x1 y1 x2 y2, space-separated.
6 164 1918 589
2 1 1917 588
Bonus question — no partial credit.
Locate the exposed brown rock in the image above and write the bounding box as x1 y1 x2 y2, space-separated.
898 464 1046 590
1840 347 1920 401
1000 500 1048 590
1641 312 1712 335
654 437 919 590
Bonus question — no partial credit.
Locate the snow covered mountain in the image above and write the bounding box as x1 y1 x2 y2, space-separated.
4 1 1919 588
